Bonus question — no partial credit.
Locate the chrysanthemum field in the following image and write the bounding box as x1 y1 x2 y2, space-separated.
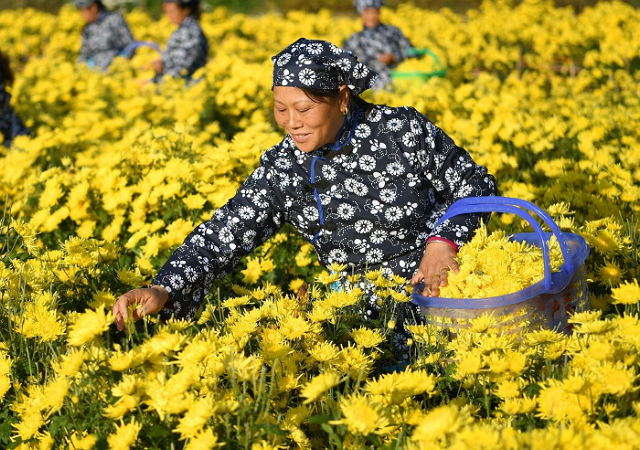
1 1 640 449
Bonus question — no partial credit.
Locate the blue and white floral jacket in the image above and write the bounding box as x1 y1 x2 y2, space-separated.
154 104 497 320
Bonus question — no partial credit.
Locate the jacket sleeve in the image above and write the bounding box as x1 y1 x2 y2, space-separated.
110 13 134 51
78 30 90 63
343 34 376 67
392 27 414 62
162 22 208 77
401 107 498 247
153 151 285 320
0 84 12 144
0 82 28 147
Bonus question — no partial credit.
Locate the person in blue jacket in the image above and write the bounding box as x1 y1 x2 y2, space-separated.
0 50 29 148
343 0 415 90
76 0 134 71
151 0 209 80
113 39 497 359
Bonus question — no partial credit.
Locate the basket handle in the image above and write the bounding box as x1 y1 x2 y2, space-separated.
122 41 161 58
405 47 446 72
392 47 448 80
432 196 574 293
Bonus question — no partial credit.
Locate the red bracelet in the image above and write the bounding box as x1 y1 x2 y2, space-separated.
427 236 459 252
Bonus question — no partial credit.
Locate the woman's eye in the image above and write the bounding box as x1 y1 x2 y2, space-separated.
298 109 310 113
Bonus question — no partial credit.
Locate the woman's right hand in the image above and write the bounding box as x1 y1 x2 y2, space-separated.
113 286 170 331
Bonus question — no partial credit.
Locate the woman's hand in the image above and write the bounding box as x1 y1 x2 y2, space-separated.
112 286 170 331
411 240 459 297
378 53 397 66
149 58 163 74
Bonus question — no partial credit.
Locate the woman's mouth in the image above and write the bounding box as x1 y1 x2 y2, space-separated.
291 133 311 144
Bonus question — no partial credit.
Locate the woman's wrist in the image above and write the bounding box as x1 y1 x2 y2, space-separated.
150 285 170 308
427 236 459 252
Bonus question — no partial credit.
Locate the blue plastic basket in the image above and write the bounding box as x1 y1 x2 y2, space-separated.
412 197 590 334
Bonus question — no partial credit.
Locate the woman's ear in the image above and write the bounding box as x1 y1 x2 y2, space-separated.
339 85 351 111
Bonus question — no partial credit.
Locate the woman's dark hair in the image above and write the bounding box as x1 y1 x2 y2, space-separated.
177 1 202 20
301 87 374 116
94 0 107 12
0 50 14 87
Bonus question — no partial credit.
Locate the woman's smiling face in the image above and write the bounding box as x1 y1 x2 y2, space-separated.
273 86 349 153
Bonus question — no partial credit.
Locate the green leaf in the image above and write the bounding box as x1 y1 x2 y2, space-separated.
0 408 16 445
253 422 286 437
95 435 108 450
145 423 173 440
321 423 343 450
48 415 67 436
524 382 542 397
310 414 333 424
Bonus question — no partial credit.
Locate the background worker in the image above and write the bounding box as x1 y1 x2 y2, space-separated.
343 0 415 89
76 0 134 71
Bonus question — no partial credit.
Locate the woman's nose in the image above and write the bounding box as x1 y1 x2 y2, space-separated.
287 111 302 128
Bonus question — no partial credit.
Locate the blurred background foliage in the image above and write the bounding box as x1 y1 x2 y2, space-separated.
3 0 640 15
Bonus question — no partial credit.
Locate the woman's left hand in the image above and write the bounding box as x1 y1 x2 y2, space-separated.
149 58 163 74
411 240 459 296
378 53 397 65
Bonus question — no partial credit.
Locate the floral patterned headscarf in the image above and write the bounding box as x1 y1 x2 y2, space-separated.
354 0 384 13
74 0 96 8
271 38 377 96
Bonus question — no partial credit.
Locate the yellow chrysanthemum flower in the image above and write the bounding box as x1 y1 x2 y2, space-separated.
69 431 97 450
596 260 625 286
104 395 139 420
315 271 341 285
308 341 340 363
301 372 341 404
278 316 311 340
67 308 112 347
175 397 216 440
332 394 390 436
494 379 521 399
351 327 385 349
89 289 117 310
339 344 374 379
439 225 564 299
107 419 142 450
410 405 471 443
241 257 264 284
288 278 305 292
53 348 85 377
0 352 11 401
611 279 640 305
184 427 218 450
365 369 437 405
536 382 590 423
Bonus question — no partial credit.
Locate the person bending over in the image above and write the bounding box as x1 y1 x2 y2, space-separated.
114 38 497 359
